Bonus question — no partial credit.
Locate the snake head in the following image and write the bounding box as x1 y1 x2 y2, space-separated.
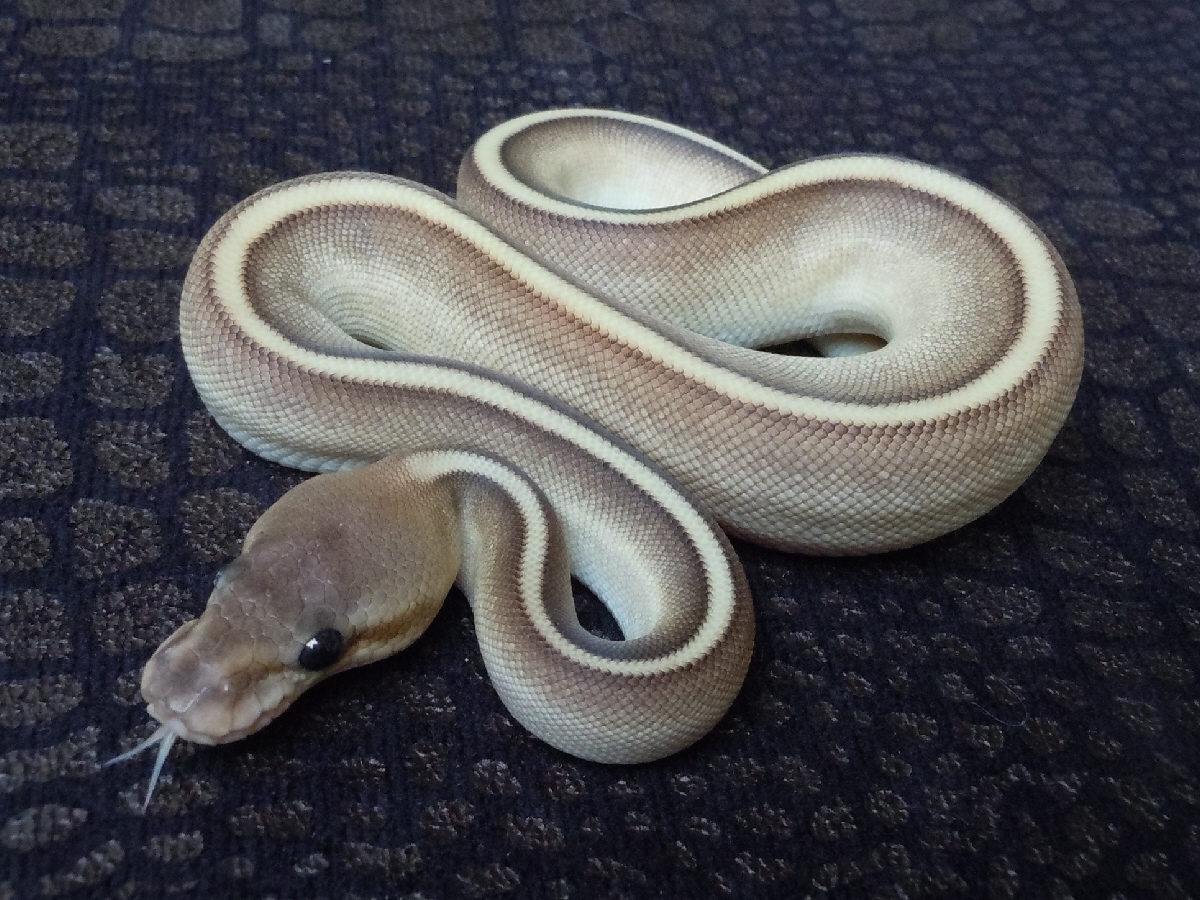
111 463 459 812
140 536 358 746
140 465 461 746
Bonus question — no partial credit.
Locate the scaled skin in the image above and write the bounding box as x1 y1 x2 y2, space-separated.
127 109 1081 804
131 447 752 772
142 461 459 745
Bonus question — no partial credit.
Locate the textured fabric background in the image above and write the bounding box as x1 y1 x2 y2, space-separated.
1 0 1198 898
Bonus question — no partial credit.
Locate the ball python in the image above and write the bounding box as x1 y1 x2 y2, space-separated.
110 108 1083 808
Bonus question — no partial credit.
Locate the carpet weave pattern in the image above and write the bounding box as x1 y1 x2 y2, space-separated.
1 1 1198 898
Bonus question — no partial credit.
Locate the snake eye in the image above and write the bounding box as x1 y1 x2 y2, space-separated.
298 628 345 671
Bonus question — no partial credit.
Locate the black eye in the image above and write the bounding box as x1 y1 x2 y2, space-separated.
298 628 345 671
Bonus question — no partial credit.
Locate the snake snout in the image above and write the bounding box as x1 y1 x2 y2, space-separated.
141 614 282 745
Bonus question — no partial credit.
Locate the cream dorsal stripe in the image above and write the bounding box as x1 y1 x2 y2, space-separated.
110 108 1082 806
187 108 1083 553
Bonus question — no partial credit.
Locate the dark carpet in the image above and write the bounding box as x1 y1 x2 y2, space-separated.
1 0 1198 898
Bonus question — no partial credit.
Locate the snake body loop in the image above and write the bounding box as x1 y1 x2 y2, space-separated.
119 109 1082 792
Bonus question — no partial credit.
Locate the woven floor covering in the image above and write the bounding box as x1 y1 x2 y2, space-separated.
1 1 1198 898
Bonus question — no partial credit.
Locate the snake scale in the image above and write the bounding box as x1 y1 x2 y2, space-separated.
110 109 1084 806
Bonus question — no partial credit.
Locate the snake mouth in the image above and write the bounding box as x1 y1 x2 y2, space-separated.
139 617 308 746
144 689 295 746
106 691 300 815
111 624 313 814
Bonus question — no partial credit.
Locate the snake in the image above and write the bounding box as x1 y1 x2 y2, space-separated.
109 109 1083 808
